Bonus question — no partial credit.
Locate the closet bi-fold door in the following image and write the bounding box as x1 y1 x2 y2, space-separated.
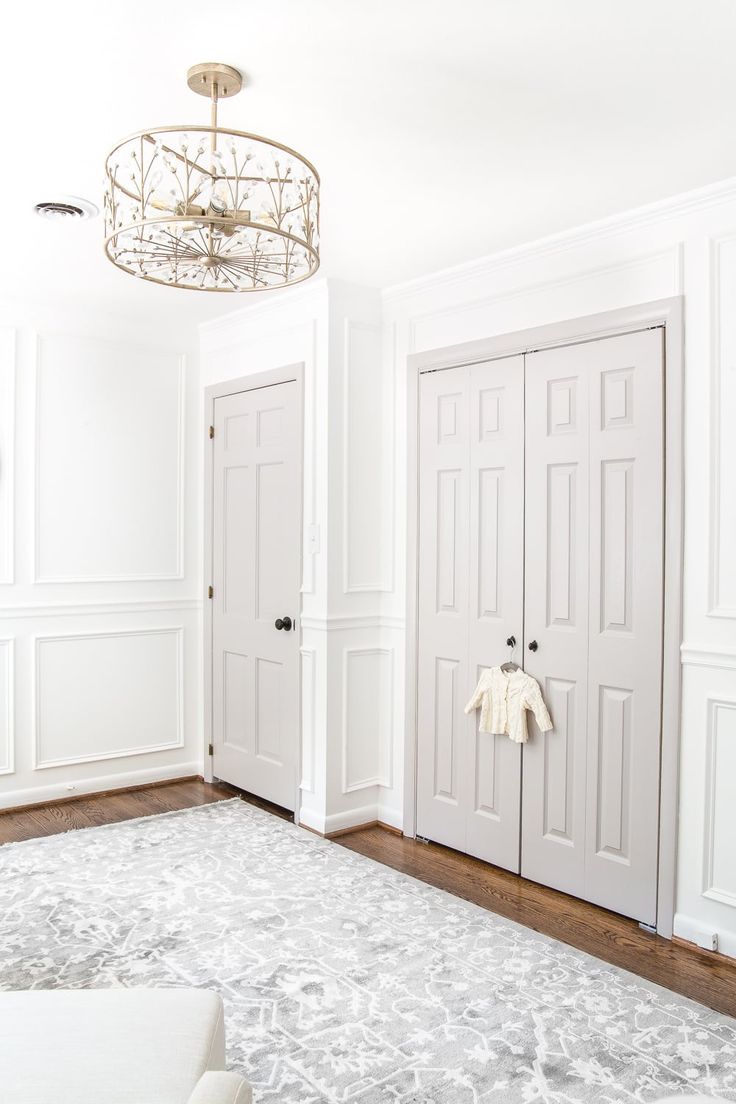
521 330 664 925
416 356 524 870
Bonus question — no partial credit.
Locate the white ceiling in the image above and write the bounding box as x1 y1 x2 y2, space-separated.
2 0 736 324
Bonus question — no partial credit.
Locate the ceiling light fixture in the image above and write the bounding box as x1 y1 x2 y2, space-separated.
103 62 320 292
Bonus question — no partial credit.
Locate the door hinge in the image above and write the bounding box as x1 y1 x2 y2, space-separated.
639 921 657 935
208 742 214 757
208 424 215 439
208 585 214 599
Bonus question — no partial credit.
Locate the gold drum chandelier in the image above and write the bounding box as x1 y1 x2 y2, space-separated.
103 63 320 292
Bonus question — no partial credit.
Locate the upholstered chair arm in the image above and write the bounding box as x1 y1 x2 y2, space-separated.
187 1071 252 1104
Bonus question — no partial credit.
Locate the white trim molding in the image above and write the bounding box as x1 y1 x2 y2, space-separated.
404 246 681 357
383 175 736 306
300 614 405 633
0 598 202 620
681 644 736 671
32 626 185 770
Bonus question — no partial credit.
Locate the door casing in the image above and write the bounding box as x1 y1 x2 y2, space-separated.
404 299 684 938
204 364 305 821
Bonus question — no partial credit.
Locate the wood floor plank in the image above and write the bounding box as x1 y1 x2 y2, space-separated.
0 779 234 845
336 828 736 1018
1 780 733 1018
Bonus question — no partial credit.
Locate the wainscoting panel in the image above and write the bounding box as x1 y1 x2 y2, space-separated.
300 646 316 794
703 698 736 908
33 628 184 769
709 236 736 617
34 334 185 582
0 638 14 774
0 327 15 586
342 647 393 793
343 320 392 593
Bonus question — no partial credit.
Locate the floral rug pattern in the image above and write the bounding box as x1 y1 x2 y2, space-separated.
1 799 735 1102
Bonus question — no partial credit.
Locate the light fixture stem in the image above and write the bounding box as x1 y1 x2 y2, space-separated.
210 81 219 130
208 80 219 255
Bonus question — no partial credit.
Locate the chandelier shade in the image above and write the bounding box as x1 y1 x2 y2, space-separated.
103 64 320 292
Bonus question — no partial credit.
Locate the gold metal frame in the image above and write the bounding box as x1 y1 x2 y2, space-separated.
103 64 320 292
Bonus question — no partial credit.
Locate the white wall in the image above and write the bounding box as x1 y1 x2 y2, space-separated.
0 301 203 806
381 177 736 958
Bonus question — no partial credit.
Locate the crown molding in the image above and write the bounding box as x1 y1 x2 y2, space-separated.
382 176 736 307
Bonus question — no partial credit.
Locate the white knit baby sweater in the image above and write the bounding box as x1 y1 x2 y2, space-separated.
464 666 553 743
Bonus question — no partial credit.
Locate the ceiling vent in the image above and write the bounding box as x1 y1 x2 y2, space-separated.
33 196 99 221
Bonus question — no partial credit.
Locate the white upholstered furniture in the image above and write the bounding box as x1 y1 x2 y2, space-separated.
0 988 251 1104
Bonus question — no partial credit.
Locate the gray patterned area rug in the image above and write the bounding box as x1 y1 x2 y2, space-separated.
1 799 735 1103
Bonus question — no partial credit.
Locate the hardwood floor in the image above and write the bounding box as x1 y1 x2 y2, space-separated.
1 779 734 1018
0 778 235 844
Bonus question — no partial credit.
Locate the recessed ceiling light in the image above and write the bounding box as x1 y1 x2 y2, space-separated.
33 195 99 221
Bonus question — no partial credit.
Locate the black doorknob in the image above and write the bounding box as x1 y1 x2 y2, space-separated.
274 616 293 632
506 635 516 648
528 639 538 652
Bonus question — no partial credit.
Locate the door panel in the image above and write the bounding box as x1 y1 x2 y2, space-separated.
417 370 470 853
522 346 589 898
417 357 524 869
522 330 663 924
585 328 663 925
466 358 524 869
212 380 300 811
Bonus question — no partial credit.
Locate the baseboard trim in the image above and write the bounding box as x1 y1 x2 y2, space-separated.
300 818 403 840
672 935 736 965
0 763 204 813
326 819 403 840
673 912 736 961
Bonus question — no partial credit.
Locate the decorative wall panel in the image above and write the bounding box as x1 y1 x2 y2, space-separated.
34 628 183 768
0 328 15 586
343 321 392 592
35 335 184 582
343 648 392 792
0 639 13 775
710 236 736 617
703 698 736 907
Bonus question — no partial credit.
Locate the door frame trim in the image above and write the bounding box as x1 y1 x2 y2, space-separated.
203 364 305 820
404 298 684 938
